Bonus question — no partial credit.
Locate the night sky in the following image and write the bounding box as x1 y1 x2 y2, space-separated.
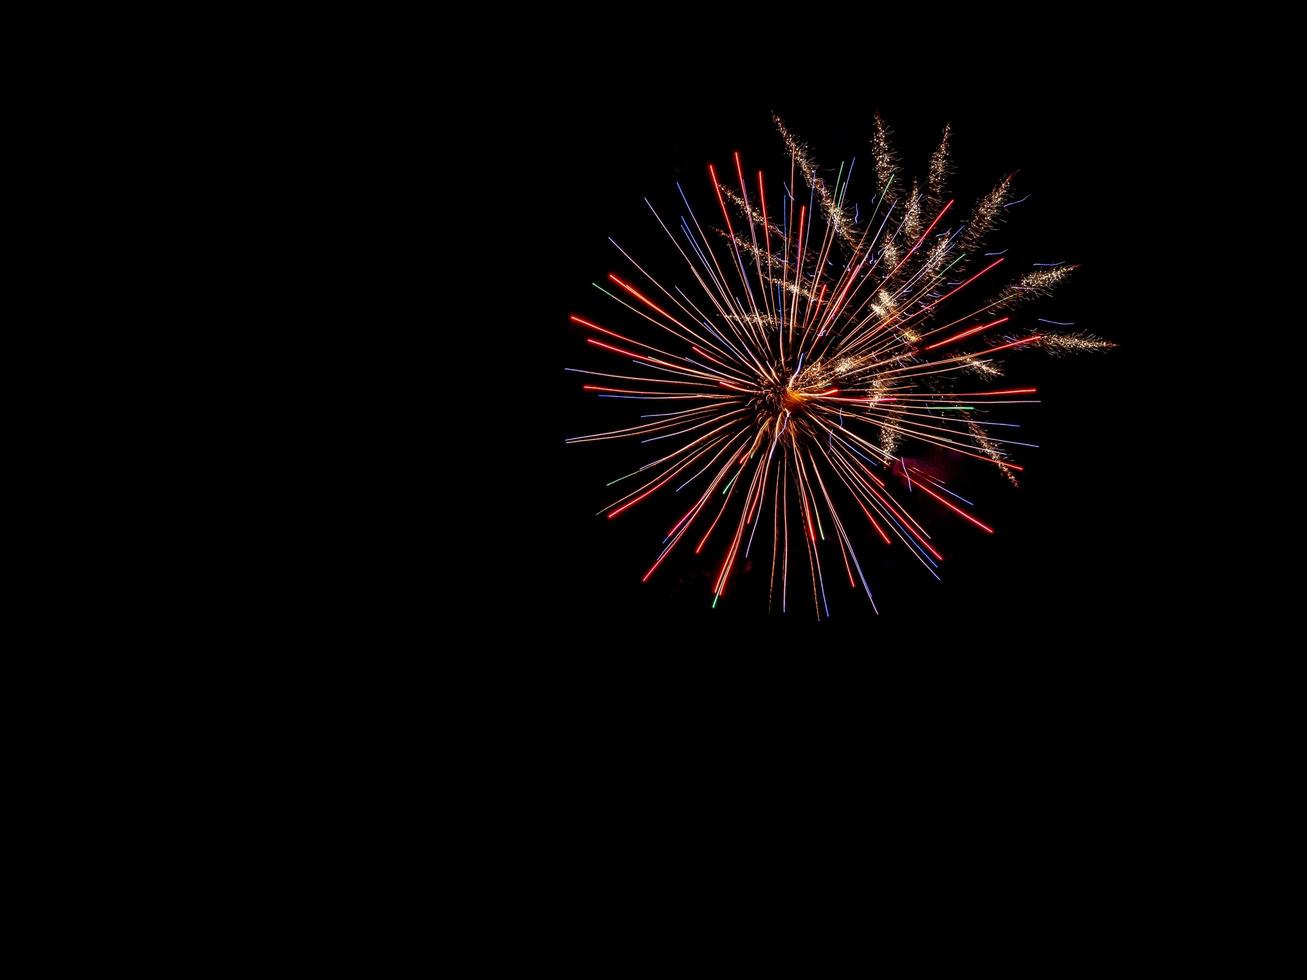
503 81 1149 645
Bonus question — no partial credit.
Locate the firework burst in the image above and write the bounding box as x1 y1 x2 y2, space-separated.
566 116 1111 618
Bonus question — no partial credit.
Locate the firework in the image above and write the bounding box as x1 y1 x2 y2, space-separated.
566 117 1112 617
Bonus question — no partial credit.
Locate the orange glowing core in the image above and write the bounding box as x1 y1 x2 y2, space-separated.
780 387 810 412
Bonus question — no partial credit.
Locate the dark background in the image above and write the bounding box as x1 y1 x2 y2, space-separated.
495 77 1154 648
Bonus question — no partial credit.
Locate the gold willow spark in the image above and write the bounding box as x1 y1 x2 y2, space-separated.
567 116 1113 618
